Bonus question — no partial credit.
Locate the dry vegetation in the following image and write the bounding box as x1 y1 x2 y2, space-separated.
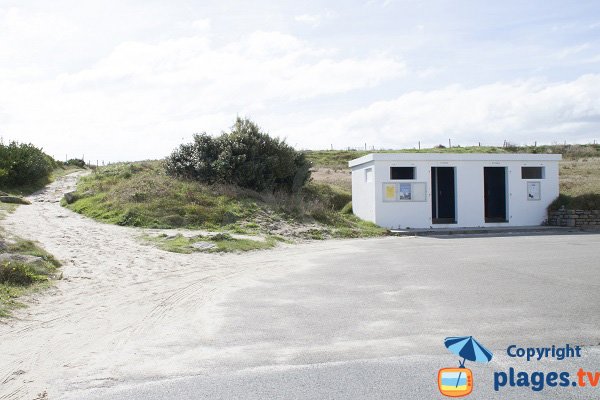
310 167 352 192
559 157 600 196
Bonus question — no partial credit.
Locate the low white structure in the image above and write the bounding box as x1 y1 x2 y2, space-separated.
349 153 561 229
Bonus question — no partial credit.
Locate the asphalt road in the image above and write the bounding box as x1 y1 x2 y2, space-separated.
63 232 600 400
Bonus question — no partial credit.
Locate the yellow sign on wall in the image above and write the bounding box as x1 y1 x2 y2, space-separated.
384 183 396 201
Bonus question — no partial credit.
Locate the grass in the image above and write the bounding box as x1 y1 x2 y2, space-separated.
66 162 261 228
305 144 600 170
549 157 600 210
4 237 62 266
0 234 61 317
549 193 600 211
65 161 386 241
0 283 51 318
559 157 600 196
143 233 278 253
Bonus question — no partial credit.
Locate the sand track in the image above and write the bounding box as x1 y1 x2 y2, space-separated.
0 172 318 399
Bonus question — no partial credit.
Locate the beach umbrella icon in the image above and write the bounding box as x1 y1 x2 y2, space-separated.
444 336 493 388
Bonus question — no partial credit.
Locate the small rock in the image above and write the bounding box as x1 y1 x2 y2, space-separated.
191 241 216 250
63 192 78 204
0 191 8 196
0 196 30 205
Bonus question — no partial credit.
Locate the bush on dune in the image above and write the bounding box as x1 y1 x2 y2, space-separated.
165 117 311 193
0 141 57 189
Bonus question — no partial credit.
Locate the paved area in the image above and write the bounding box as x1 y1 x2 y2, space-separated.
62 233 600 400
390 225 590 236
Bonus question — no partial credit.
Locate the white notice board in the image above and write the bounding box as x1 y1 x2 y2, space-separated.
382 182 427 202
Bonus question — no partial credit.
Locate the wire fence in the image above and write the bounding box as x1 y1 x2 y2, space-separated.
59 139 599 167
303 139 598 152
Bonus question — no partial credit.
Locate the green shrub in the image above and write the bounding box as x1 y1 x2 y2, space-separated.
0 141 57 188
548 193 600 211
66 158 86 168
165 117 311 192
0 262 46 286
341 201 353 214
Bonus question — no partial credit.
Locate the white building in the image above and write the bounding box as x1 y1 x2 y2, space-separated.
349 153 561 229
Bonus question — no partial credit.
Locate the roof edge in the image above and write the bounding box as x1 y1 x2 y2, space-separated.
349 152 562 167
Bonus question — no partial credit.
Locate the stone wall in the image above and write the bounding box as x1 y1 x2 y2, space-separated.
547 209 600 227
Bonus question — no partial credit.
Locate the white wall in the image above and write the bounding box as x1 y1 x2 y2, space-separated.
507 160 559 227
373 160 429 229
351 155 560 229
351 161 376 222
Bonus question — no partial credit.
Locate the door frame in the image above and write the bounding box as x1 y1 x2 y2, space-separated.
431 166 457 224
483 166 509 223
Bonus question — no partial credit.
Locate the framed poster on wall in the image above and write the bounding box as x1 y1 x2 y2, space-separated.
382 182 427 202
399 183 412 200
383 183 397 202
527 181 541 200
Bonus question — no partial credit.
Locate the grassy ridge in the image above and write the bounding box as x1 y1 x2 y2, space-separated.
67 162 258 228
305 144 600 169
65 162 385 242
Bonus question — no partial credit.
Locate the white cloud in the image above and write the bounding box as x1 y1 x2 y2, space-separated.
280 75 600 150
294 10 336 27
0 7 79 75
1 1 599 161
0 30 406 161
556 43 591 59
191 18 211 31
58 31 405 103
365 0 397 8
295 14 322 27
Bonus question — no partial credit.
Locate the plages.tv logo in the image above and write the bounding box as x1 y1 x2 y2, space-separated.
438 336 493 397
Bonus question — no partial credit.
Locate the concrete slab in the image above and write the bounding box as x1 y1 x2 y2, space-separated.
389 225 594 236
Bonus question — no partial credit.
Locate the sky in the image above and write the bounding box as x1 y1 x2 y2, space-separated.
1 0 599 162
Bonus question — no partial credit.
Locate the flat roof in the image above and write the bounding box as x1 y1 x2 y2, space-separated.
348 152 562 168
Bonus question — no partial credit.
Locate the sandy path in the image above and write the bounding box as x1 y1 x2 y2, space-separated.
0 172 328 399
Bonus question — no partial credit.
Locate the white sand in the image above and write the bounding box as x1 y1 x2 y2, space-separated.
0 171 322 399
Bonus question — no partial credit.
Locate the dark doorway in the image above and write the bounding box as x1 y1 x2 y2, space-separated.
484 167 507 222
431 167 456 224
